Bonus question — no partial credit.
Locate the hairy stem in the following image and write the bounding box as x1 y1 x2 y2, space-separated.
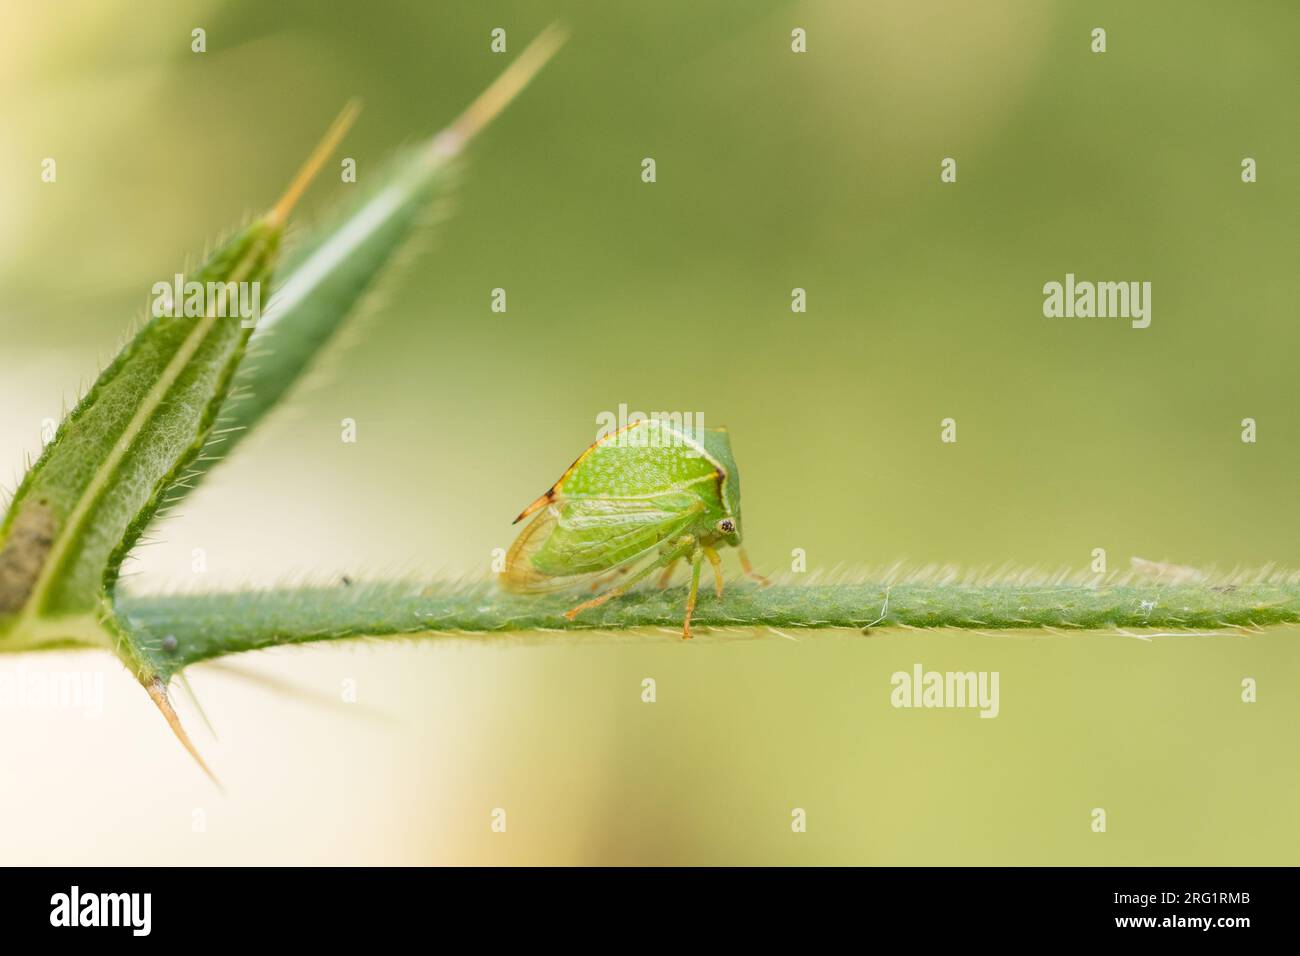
107 579 1300 681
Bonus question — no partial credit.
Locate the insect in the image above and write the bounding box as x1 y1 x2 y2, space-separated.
503 419 766 638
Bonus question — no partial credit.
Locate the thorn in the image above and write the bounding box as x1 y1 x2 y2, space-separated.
199 660 393 722
433 23 568 159
145 679 224 791
176 671 218 740
265 99 362 228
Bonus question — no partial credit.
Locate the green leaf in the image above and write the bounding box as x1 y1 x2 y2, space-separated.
0 105 357 654
0 31 567 782
177 25 568 502
0 105 359 780
0 223 279 650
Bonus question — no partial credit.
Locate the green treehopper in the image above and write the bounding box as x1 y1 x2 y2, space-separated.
503 419 767 638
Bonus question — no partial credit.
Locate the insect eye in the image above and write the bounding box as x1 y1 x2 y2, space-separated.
717 518 736 534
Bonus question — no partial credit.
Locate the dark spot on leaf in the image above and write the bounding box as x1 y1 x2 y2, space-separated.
0 500 57 614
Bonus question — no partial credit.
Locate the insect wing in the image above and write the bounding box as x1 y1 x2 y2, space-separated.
503 491 703 593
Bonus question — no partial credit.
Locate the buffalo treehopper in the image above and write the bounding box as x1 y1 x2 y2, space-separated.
503 419 766 638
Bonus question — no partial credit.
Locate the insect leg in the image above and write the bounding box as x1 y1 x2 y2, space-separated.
563 536 695 621
656 557 681 589
703 546 724 598
680 546 706 639
738 547 771 586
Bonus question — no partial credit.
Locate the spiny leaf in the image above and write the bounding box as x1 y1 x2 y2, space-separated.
176 25 568 503
0 105 356 649
0 31 567 783
0 104 359 781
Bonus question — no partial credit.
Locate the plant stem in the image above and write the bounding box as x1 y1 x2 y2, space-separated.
107 578 1300 680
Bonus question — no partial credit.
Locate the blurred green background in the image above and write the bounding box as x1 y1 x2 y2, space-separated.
1 0 1298 864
